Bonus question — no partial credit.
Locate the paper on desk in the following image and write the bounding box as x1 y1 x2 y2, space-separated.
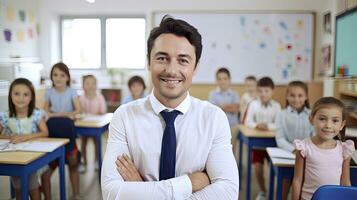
271 157 295 165
0 140 64 152
266 147 295 160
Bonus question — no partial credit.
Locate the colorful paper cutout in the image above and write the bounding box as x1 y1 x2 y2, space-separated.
4 29 12 42
28 28 34 39
19 10 26 22
240 16 245 27
17 30 25 42
279 21 288 30
6 7 15 21
29 11 35 23
297 20 304 29
259 42 266 49
286 43 293 50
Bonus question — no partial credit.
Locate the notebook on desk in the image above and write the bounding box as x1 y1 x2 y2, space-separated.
266 147 295 160
0 139 64 153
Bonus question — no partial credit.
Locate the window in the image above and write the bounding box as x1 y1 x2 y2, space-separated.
61 17 146 69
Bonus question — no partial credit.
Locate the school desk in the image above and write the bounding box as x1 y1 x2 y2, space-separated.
0 138 68 200
75 113 113 180
267 147 357 200
237 125 276 200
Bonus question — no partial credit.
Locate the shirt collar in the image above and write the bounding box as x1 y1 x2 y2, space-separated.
149 89 191 115
287 105 309 114
258 98 272 107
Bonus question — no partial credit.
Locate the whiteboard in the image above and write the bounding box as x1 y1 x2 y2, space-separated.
154 12 314 84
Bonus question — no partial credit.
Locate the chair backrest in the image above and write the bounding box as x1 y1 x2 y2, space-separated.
47 117 76 153
311 185 357 200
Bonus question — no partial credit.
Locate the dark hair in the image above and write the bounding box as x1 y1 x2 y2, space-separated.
245 75 257 82
147 15 202 67
82 74 96 85
257 76 275 89
311 97 346 141
8 78 36 117
216 67 231 79
285 80 310 108
128 75 146 90
50 62 71 87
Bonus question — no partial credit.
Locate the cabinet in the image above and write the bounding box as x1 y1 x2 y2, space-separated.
101 88 121 113
333 78 357 127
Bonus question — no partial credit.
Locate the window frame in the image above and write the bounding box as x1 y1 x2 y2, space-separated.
60 15 146 70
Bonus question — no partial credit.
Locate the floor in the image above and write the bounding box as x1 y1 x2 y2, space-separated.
0 133 274 200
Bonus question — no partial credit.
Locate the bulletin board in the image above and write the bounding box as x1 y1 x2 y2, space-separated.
154 12 315 84
0 0 39 59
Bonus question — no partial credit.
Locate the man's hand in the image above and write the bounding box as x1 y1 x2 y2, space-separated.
116 154 143 182
188 172 210 192
256 123 268 131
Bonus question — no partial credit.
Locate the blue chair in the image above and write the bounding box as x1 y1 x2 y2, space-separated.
311 185 357 200
47 117 80 163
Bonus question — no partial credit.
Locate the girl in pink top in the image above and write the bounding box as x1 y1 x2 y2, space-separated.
78 75 107 172
292 97 355 200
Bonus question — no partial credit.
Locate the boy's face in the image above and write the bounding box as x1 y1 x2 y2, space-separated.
258 86 273 103
130 82 144 98
216 72 230 90
245 79 257 93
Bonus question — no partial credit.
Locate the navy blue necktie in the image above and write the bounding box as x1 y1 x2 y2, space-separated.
159 110 181 180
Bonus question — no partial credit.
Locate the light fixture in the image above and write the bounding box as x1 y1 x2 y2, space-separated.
86 0 95 3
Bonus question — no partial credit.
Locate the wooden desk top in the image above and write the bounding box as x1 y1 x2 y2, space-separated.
237 125 275 138
75 113 113 128
0 138 68 165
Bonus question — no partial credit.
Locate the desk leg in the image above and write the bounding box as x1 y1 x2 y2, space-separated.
246 143 252 200
10 178 15 198
277 168 283 200
59 146 66 200
20 172 29 200
96 133 102 181
268 161 275 200
238 132 242 191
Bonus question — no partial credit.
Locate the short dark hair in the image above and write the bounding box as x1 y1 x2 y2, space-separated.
128 75 146 90
8 78 36 117
257 77 275 89
245 75 257 82
286 80 310 108
50 62 71 87
216 67 231 79
147 15 202 67
311 97 346 141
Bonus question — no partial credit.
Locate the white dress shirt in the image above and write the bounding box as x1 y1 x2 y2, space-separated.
275 106 314 152
244 98 281 130
101 91 239 200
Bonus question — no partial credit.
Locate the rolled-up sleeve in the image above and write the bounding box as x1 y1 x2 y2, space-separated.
101 109 192 200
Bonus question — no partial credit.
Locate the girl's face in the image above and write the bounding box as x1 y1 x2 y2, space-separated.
311 106 345 141
11 84 32 110
83 77 97 93
245 79 257 94
52 67 69 88
287 86 307 111
130 82 144 98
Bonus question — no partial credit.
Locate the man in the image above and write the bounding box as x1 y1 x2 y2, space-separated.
101 16 239 200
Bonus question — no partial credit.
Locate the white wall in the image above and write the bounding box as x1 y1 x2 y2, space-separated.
37 0 334 80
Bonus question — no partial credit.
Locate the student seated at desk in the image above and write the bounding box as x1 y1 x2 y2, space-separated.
275 81 314 200
244 76 281 200
43 62 81 200
78 74 107 173
292 97 355 200
0 78 49 200
121 75 146 104
240 75 257 123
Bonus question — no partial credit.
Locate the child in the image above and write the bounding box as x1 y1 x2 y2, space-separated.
240 75 257 123
121 75 146 104
0 78 49 200
209 67 240 127
275 81 314 200
42 62 81 200
292 97 355 200
78 74 107 173
244 76 281 200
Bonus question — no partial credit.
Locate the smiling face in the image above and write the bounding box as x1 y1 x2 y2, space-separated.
52 67 69 89
258 86 273 104
287 86 308 111
311 106 345 141
148 33 197 107
11 84 32 111
83 76 97 93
